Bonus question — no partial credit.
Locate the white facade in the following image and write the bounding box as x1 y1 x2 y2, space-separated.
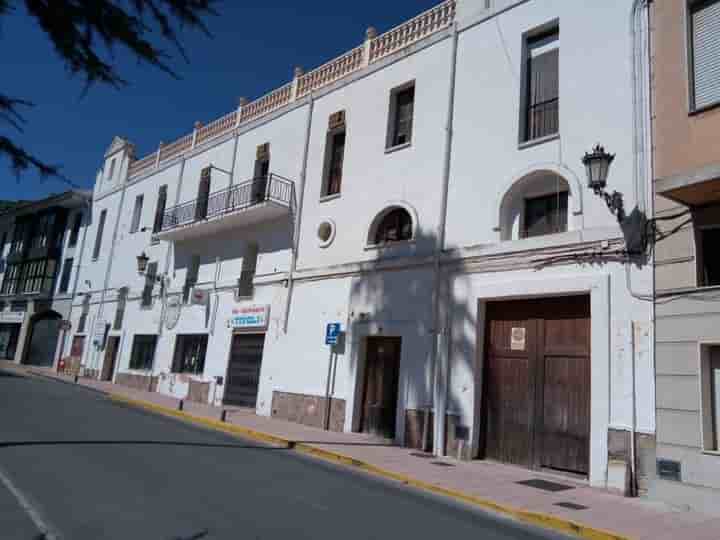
68 0 654 491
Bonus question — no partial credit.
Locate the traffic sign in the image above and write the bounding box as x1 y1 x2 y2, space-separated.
325 323 341 346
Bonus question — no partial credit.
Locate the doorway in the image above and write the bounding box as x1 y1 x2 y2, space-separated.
224 333 265 407
25 312 62 367
480 296 591 475
359 336 401 439
101 336 120 381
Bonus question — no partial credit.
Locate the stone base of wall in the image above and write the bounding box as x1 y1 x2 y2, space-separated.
186 380 210 404
404 409 433 451
116 372 158 393
271 391 345 432
608 428 656 496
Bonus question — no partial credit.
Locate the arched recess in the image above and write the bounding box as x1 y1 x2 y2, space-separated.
496 164 584 241
25 310 62 367
366 201 419 246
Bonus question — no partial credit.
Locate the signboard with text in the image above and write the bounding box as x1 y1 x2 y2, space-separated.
0 311 25 324
325 323 341 346
229 305 270 331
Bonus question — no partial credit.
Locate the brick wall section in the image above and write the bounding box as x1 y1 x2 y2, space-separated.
115 372 158 393
271 391 345 432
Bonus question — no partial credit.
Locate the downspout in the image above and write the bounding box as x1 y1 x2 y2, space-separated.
283 97 314 333
433 21 460 456
92 179 128 374
57 195 92 365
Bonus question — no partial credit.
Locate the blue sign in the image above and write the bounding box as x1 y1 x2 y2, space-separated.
325 323 341 346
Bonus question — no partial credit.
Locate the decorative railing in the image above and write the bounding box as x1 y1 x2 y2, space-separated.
297 45 365 98
369 0 455 62
160 173 295 233
196 111 238 146
127 0 456 180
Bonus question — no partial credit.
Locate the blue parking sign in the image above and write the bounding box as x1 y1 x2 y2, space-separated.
325 323 341 345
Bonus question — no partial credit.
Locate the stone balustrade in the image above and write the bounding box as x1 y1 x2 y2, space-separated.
127 0 456 180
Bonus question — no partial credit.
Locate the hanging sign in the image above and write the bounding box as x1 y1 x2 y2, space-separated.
510 327 526 351
229 305 269 330
165 295 181 330
190 288 209 306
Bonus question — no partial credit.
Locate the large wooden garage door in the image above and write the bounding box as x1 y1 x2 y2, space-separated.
481 296 590 475
224 333 265 407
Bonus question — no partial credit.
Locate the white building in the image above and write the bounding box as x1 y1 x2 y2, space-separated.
67 0 655 493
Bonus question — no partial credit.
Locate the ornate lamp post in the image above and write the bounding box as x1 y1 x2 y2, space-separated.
583 144 624 222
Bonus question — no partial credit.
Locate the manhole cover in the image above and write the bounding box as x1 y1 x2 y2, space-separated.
554 502 588 510
516 478 574 492
409 452 433 459
430 461 455 467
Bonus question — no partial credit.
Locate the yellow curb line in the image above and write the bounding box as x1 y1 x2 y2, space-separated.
108 393 631 540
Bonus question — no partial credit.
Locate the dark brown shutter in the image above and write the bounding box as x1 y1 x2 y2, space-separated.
141 262 157 307
326 131 346 196
196 168 211 221
92 210 107 259
152 185 168 233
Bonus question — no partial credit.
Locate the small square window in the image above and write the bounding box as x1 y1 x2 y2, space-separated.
522 191 568 239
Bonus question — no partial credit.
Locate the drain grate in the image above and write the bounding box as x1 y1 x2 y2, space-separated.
430 461 455 467
409 452 434 459
516 478 575 492
554 502 588 510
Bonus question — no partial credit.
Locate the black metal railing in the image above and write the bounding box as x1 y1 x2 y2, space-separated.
161 174 295 233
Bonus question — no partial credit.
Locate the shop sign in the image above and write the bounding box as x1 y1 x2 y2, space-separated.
0 311 25 324
229 305 269 330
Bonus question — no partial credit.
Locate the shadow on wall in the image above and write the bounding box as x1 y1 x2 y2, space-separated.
346 227 475 458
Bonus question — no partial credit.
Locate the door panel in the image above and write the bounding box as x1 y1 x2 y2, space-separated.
101 336 120 381
482 296 590 475
224 333 265 407
360 337 401 438
26 316 61 367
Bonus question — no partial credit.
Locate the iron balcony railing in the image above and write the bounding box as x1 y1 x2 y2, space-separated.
161 173 295 233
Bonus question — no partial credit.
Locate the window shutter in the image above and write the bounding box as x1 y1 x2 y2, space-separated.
183 255 200 303
238 243 258 297
692 1 720 109
59 258 73 293
93 210 107 259
152 185 168 233
142 262 157 307
130 195 144 233
114 288 127 329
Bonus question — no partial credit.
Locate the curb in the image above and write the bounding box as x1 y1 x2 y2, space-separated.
107 393 632 540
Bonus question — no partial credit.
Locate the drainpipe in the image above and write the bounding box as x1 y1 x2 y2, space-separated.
283 97 314 333
57 195 92 367
432 21 460 457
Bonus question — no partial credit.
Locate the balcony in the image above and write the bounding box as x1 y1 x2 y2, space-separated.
156 174 295 241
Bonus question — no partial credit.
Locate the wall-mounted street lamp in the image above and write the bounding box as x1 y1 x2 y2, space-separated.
583 144 624 222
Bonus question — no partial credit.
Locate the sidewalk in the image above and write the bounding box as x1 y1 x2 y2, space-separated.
9 362 720 540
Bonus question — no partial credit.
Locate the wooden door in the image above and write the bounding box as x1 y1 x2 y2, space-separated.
101 336 120 381
481 296 591 475
360 337 401 438
224 333 265 407
196 168 211 221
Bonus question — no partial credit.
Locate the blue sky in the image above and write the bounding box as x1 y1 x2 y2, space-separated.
0 0 439 201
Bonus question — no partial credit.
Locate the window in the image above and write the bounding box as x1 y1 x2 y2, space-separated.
252 144 270 203
322 112 346 197
172 334 208 374
690 1 720 110
152 185 168 234
106 158 116 181
196 168 211 221
523 191 568 238
30 214 55 249
141 261 157 307
387 84 415 149
78 295 90 333
92 209 107 260
0 232 7 257
701 346 720 452
698 227 720 286
58 258 73 293
10 222 26 254
521 27 559 143
183 255 200 303
129 334 157 370
113 287 127 330
130 195 144 234
1 264 21 295
22 259 56 294
373 208 413 245
69 213 82 247
238 242 258 298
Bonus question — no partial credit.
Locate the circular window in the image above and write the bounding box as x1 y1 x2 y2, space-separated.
317 220 336 248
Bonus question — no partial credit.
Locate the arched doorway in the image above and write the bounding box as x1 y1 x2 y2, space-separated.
25 311 62 367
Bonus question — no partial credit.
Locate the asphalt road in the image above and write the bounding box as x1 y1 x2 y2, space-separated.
0 369 566 540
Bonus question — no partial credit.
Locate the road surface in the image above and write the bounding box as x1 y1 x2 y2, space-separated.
0 368 566 540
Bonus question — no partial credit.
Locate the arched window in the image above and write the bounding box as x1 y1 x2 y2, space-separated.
373 208 413 245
